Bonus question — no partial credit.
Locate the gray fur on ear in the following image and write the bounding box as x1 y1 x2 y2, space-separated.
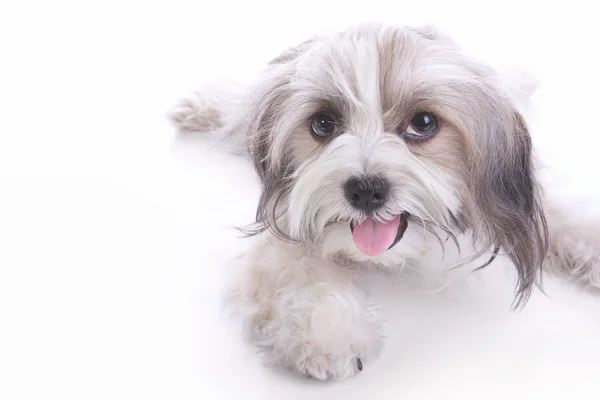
241 59 298 241
468 109 548 307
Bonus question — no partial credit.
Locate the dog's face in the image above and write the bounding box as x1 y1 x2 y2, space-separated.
244 24 547 305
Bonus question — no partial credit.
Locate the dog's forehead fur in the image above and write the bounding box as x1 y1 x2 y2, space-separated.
262 25 508 171
286 26 484 174
287 27 493 121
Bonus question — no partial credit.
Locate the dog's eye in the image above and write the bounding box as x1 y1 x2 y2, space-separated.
311 112 338 138
405 112 439 138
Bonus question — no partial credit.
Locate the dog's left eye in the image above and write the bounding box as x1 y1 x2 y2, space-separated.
311 112 338 138
405 112 439 138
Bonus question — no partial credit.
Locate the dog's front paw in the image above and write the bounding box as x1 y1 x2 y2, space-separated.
252 284 385 380
298 348 366 380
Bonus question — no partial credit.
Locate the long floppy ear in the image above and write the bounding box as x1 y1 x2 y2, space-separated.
248 36 318 178
470 109 548 307
241 38 316 240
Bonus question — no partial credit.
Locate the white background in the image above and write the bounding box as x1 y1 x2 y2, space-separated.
1 1 600 399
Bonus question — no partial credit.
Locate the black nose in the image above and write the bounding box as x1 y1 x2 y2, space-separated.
344 176 389 213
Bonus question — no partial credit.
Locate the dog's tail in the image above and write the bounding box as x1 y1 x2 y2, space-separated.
169 81 249 155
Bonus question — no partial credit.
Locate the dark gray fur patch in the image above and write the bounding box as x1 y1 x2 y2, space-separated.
468 112 548 308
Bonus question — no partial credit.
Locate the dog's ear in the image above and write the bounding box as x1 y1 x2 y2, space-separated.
242 38 318 240
469 109 548 307
247 36 317 178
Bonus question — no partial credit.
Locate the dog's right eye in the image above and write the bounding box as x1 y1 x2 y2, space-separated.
311 112 338 138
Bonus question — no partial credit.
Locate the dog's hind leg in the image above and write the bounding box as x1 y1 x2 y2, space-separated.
169 81 249 154
544 193 600 290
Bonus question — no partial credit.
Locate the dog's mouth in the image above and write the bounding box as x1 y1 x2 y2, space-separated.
349 212 409 257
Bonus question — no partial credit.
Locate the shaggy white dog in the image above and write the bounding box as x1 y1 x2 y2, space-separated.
170 23 600 380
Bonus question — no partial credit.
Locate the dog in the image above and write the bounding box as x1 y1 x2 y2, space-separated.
170 23 600 380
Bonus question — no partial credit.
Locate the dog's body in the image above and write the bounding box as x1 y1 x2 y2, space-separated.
171 24 600 380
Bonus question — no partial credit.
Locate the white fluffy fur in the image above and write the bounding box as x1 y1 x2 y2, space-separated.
229 236 385 379
170 23 600 380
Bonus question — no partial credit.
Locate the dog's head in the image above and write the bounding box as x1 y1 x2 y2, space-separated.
243 24 547 305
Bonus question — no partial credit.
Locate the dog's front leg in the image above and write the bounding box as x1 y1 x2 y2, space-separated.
230 236 385 380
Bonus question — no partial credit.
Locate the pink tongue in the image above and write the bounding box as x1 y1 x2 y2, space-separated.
352 216 400 257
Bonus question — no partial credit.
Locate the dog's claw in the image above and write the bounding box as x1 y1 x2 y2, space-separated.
356 358 363 372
